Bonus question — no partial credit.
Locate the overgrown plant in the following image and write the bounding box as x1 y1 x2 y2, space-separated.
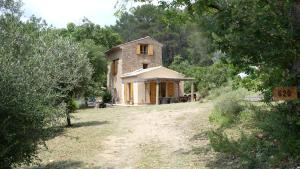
131 0 300 167
0 0 92 167
101 90 112 103
169 55 234 97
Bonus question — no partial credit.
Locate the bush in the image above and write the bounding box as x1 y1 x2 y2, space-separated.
209 93 300 168
207 84 233 100
0 6 92 168
101 90 112 103
169 55 234 97
209 111 233 127
213 88 249 117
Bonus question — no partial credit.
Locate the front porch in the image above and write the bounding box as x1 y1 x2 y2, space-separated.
123 77 195 105
144 77 195 105
121 66 195 105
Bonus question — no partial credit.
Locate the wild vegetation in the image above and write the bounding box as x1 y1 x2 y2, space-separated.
0 0 93 167
57 20 122 97
2 0 300 168
113 4 212 66
140 0 300 168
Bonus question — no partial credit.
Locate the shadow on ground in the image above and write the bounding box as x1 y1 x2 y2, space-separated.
44 121 110 140
205 154 240 169
177 131 241 169
28 160 113 169
70 121 109 128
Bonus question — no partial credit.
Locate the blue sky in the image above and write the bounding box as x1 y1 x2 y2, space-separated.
21 0 139 28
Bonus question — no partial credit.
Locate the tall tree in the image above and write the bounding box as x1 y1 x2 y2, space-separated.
150 0 300 167
58 20 122 97
0 0 92 167
151 0 300 89
114 4 212 65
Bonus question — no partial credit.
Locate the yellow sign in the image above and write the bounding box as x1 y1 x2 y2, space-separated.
273 87 298 101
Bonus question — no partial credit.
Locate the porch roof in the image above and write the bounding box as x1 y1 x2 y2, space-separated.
121 66 194 82
141 77 195 82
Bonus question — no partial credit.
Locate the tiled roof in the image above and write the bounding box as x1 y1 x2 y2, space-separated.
121 66 162 78
105 36 163 55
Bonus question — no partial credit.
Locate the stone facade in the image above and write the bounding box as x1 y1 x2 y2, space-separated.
106 36 163 104
121 38 163 73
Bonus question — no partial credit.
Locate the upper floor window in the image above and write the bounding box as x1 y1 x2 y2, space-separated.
140 44 148 54
136 44 154 56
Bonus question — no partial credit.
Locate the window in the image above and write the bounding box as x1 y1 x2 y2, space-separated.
140 44 148 54
112 59 118 75
143 64 148 69
136 44 153 55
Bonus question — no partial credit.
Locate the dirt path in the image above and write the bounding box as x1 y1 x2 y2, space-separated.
22 102 217 169
95 102 215 169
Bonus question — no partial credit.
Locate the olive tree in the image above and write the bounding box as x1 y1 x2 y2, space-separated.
0 0 92 167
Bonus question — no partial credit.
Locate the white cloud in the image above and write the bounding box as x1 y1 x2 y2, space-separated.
22 0 119 28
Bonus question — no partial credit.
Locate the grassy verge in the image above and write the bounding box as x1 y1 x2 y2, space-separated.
208 88 300 169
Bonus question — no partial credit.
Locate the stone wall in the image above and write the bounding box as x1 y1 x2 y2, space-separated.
121 38 163 74
106 37 164 104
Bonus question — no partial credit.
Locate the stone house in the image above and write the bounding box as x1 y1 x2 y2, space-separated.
106 36 194 105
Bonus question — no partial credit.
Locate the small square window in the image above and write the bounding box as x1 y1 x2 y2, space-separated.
140 44 148 54
143 64 148 69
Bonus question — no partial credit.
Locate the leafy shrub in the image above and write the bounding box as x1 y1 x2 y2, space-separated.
74 99 88 109
207 84 233 100
68 98 79 112
0 4 92 168
101 90 112 103
209 111 233 127
169 55 234 97
213 88 249 117
209 98 300 168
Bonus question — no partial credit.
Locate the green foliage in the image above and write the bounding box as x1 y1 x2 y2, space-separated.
168 55 190 73
169 55 233 97
209 87 300 168
101 90 112 103
80 39 107 96
144 0 300 167
209 88 250 127
187 26 213 66
213 88 249 117
114 4 211 65
58 20 122 97
62 19 122 49
0 1 93 167
209 102 300 169
68 98 79 113
209 111 233 128
159 0 300 96
207 84 232 100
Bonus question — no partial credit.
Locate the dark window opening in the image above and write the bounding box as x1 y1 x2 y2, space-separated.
143 64 148 69
140 44 148 54
160 82 166 97
112 59 118 76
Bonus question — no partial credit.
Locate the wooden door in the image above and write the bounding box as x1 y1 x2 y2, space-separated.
124 83 128 103
150 82 156 104
130 82 134 103
167 82 174 97
124 82 134 104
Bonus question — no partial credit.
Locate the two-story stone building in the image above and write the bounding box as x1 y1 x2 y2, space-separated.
106 36 194 105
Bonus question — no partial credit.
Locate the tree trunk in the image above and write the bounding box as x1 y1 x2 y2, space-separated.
66 112 72 127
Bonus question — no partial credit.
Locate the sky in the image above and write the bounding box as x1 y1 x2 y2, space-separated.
21 0 138 28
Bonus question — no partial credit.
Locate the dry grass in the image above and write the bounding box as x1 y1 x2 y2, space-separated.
19 102 222 169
